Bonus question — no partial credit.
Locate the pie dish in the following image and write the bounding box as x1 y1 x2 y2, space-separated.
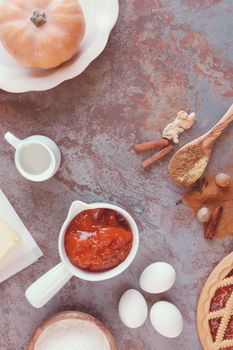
197 252 233 350
0 0 119 93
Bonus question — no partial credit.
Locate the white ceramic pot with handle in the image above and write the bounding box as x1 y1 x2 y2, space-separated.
25 200 139 308
5 132 61 182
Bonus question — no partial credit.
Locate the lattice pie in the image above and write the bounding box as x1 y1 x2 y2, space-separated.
197 252 233 350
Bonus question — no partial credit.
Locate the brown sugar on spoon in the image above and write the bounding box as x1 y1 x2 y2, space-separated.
169 143 208 186
169 103 233 186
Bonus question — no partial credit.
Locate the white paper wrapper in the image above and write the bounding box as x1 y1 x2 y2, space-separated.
0 190 43 283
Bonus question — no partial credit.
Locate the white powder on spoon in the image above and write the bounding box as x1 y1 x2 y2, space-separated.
34 319 111 350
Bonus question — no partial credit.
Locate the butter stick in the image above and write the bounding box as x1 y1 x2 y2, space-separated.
0 219 20 259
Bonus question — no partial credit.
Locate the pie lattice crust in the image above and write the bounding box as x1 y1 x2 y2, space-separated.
197 252 233 350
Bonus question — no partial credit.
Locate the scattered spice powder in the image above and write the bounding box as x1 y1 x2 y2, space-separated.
169 143 208 186
184 176 233 238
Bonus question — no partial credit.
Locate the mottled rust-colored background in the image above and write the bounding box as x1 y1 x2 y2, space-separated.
0 0 233 349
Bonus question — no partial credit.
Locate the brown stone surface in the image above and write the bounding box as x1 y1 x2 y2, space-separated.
0 0 233 349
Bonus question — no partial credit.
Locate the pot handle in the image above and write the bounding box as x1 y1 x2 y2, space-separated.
4 132 22 149
25 262 73 309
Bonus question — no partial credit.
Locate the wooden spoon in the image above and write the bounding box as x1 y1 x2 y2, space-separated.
168 104 233 186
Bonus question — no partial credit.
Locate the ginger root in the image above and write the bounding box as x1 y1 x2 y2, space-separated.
162 110 196 144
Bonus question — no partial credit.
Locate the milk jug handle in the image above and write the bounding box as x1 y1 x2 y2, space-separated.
4 132 21 149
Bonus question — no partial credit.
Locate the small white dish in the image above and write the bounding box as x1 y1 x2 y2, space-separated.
0 0 119 93
5 132 61 182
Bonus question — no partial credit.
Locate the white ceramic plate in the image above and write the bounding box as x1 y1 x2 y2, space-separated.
0 0 119 93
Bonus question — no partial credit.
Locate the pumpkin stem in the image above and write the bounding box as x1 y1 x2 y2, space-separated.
31 10 47 27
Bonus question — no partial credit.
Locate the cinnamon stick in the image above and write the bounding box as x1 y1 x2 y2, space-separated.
204 206 223 239
135 138 170 154
142 145 174 170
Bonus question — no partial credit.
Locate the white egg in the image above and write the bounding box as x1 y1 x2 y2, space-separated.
150 301 183 338
118 289 148 328
139 262 176 294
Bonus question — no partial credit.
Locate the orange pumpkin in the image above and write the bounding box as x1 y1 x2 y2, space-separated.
0 0 85 69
